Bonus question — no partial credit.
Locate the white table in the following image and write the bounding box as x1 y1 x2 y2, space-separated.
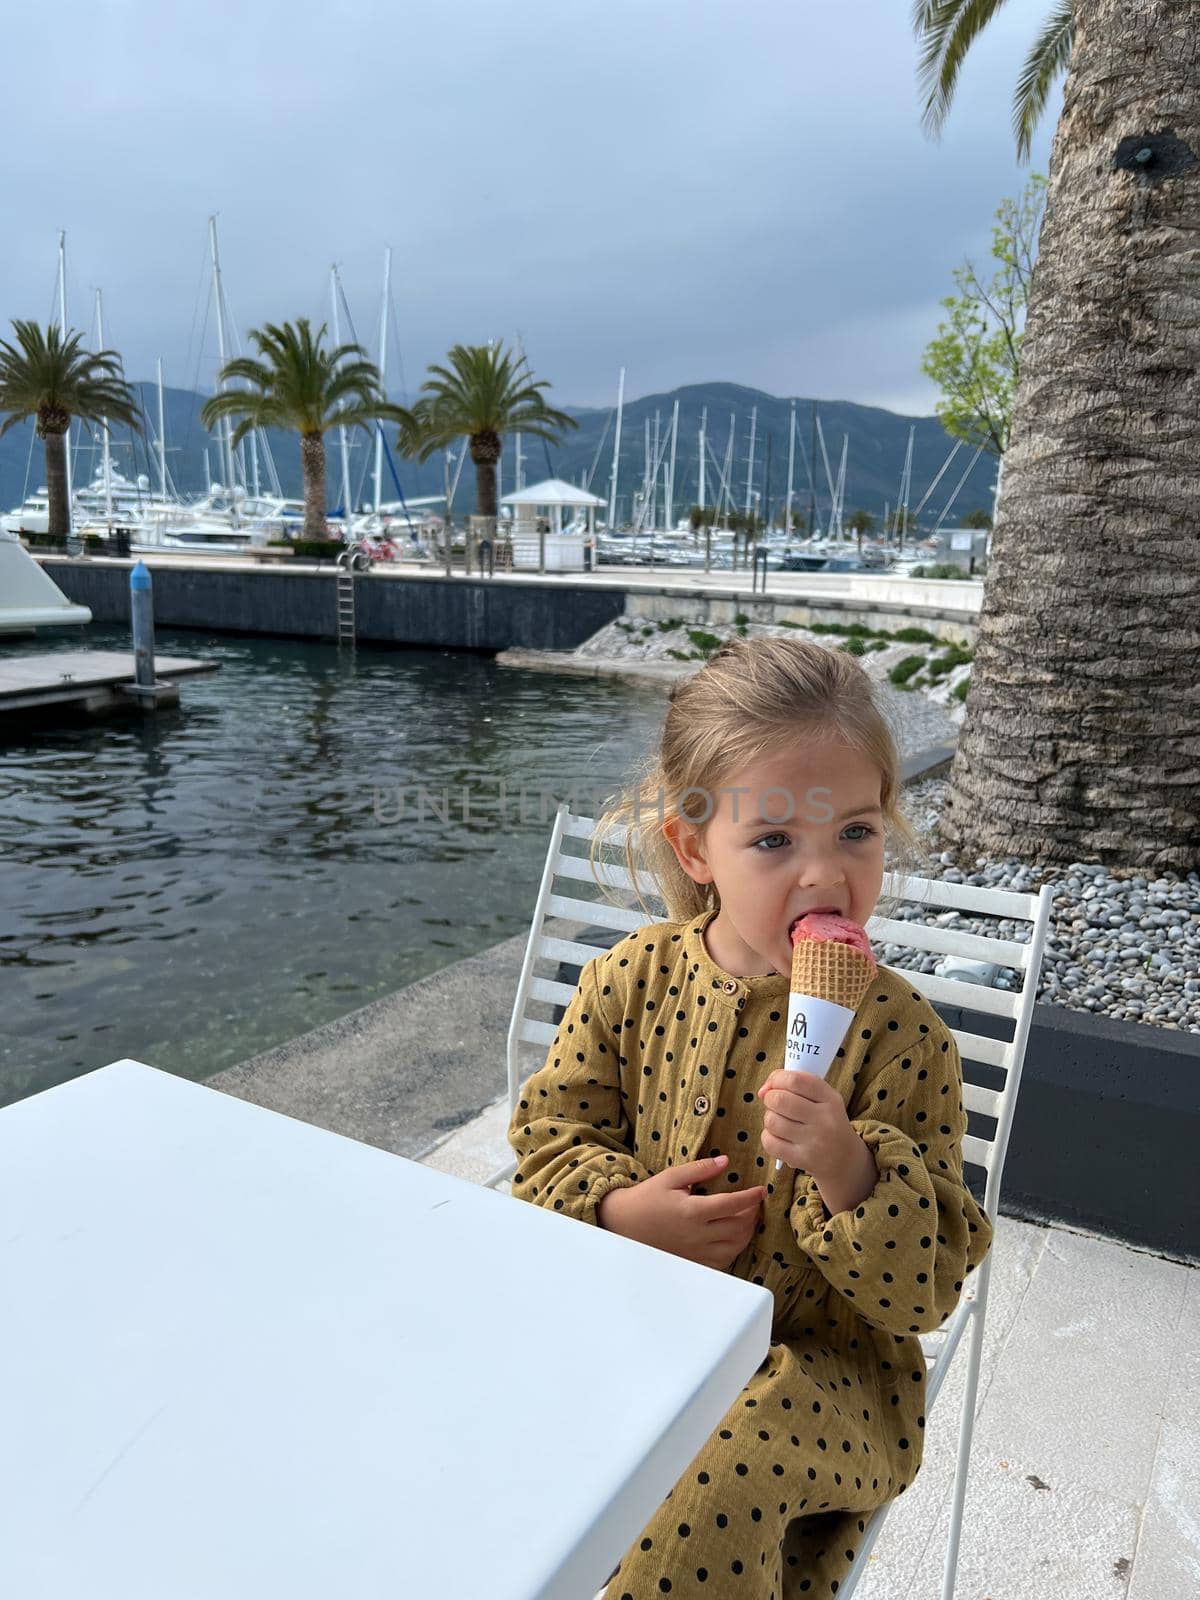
0 1060 772 1599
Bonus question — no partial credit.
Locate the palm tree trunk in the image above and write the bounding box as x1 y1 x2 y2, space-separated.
300 431 328 540
475 458 498 519
938 0 1199 871
43 428 70 538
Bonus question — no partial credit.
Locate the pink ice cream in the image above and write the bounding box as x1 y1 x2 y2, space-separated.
789 912 876 968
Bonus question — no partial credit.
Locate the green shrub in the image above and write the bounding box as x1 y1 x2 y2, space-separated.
687 629 722 654
908 562 966 580
83 534 106 552
778 618 804 629
926 645 974 681
844 623 872 637
867 639 889 652
656 617 682 631
666 648 693 661
951 676 970 702
641 626 654 637
892 626 937 644
734 612 750 625
839 637 867 655
889 655 926 686
292 539 345 559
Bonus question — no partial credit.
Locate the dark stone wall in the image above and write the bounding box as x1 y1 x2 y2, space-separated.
36 559 626 651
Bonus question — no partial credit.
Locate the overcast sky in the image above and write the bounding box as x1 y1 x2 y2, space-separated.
5 0 1059 416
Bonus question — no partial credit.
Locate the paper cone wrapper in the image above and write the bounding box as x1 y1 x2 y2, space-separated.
783 939 877 1083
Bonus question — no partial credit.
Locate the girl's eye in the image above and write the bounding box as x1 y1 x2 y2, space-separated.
751 825 877 850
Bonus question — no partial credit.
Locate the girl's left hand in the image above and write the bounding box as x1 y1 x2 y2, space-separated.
757 1069 856 1177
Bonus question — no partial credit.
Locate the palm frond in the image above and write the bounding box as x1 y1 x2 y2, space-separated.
1013 2 1074 161
198 316 392 442
402 341 576 459
914 0 1012 140
0 318 142 433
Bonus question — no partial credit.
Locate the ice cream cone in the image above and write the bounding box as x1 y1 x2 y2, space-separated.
789 937 877 1014
773 914 878 1173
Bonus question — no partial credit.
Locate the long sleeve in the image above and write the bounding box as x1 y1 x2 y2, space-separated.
507 955 654 1227
789 1024 993 1337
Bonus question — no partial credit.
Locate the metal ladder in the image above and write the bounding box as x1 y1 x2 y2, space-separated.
335 569 356 645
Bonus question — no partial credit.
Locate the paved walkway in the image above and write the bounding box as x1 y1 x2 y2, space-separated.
424 1096 1198 1600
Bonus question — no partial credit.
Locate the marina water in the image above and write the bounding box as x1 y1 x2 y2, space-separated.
1 625 663 1108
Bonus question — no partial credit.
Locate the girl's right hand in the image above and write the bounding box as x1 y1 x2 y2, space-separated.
597 1155 766 1271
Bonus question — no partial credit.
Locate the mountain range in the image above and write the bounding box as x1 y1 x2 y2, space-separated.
0 380 996 528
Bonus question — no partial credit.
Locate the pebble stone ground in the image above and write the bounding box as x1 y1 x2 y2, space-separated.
896 773 1200 1035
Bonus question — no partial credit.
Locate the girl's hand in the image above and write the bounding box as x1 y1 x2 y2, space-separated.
597 1155 766 1271
757 1070 857 1179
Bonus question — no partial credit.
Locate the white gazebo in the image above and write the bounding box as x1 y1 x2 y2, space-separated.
500 478 606 572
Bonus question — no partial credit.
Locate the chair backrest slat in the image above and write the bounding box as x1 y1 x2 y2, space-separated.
508 807 1055 1219
878 871 1039 920
954 1030 1012 1072
865 912 1032 972
898 968 1021 1019
552 853 639 894
545 891 648 932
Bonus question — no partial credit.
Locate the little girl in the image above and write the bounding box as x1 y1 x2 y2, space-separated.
508 635 994 1599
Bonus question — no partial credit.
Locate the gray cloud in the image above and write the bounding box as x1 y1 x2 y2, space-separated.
3 0 1058 415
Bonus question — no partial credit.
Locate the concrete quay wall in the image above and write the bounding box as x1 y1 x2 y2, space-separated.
36 558 625 651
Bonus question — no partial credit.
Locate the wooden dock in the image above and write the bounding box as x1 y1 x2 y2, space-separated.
0 650 220 722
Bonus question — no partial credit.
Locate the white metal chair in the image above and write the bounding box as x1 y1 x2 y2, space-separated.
488 805 1054 1600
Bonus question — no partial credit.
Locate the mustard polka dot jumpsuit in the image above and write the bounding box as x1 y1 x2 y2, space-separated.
508 909 993 1598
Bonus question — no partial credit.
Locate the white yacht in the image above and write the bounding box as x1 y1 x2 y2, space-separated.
1 493 52 535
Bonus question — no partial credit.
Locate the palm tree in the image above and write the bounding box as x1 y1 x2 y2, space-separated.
397 343 576 520
915 0 1199 871
200 318 400 540
914 1 1075 161
0 320 141 538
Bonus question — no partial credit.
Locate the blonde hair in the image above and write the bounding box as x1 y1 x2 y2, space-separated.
589 634 930 923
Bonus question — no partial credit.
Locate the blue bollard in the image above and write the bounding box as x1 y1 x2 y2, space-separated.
130 560 156 692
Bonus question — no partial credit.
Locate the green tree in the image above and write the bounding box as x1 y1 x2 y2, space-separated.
847 508 876 537
397 342 576 519
962 508 993 529
0 320 141 538
921 172 1047 458
915 1 1075 162
200 319 399 540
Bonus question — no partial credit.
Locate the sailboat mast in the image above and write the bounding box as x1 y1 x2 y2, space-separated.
156 358 168 499
330 265 354 534
57 232 74 506
835 434 848 539
607 367 624 531
208 217 239 525
698 406 707 511
744 405 757 516
897 424 915 545
666 399 679 532
95 289 113 525
374 246 391 516
785 400 796 537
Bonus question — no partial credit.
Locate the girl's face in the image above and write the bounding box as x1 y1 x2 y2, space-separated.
664 739 887 978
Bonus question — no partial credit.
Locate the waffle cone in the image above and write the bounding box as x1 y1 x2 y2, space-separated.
790 938 876 1012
